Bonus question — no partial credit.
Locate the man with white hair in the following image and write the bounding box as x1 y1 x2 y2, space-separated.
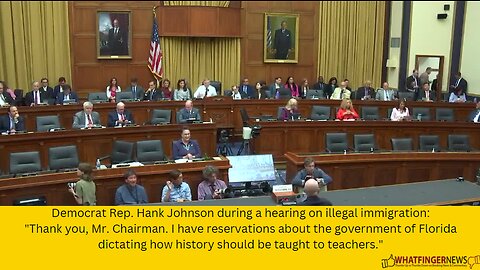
297 179 333 206
73 101 102 129
107 102 134 127
194 79 217 99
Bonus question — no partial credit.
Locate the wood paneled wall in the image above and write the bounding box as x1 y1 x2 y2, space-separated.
240 1 319 85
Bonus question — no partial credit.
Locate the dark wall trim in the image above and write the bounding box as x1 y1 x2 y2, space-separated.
449 1 466 85
398 1 411 91
381 1 391 84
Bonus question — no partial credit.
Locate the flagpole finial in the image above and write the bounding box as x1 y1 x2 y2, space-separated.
153 5 159 16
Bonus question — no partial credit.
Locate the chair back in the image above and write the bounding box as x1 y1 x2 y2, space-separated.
136 140 165 163
48 145 79 170
10 151 41 174
361 106 379 120
419 135 440 152
306 89 324 99
210 81 222 95
36 115 61 132
278 88 292 99
111 141 135 164
310 106 331 120
398 92 415 101
436 108 454 122
354 134 375 152
115 92 134 102
88 92 108 103
325 133 348 153
391 138 413 151
151 109 171 124
448 134 471 152
412 107 431 121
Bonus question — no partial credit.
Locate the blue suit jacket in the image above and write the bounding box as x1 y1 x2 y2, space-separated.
239 84 255 99
178 108 202 123
0 115 25 133
55 92 79 104
107 110 135 127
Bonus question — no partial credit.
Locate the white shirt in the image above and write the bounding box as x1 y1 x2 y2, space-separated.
106 86 122 99
232 91 242 100
0 94 7 106
391 107 410 121
473 111 480 123
194 85 217 99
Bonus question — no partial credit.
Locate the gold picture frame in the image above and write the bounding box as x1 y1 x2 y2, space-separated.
97 11 132 59
264 13 299 63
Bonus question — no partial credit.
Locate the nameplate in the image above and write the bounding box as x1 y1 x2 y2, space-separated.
272 184 293 193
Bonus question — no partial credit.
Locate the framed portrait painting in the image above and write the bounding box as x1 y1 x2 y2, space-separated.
97 11 132 59
264 13 299 63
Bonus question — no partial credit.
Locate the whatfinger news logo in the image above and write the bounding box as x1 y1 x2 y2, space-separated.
381 254 480 269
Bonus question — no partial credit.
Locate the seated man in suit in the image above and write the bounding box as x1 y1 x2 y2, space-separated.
107 102 135 127
40 77 54 101
375 82 396 101
126 78 144 101
239 77 255 99
52 77 67 100
231 85 246 100
143 80 162 101
330 81 351 100
25 81 48 106
356 80 374 100
0 81 14 106
468 100 480 123
161 169 192 202
0 106 25 133
55 84 78 105
417 82 435 102
178 100 202 123
292 157 332 191
268 77 282 98
72 101 102 129
297 179 333 206
172 127 202 160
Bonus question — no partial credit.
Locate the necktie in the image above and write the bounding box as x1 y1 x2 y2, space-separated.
455 79 460 87
474 111 480 123
150 89 154 100
87 114 93 125
115 28 118 35
243 86 247 94
34 91 39 104
426 91 430 101
414 77 418 87
133 86 136 97
121 114 125 121
385 90 388 101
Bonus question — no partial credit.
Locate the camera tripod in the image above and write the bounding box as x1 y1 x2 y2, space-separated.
217 141 234 156
237 138 255 155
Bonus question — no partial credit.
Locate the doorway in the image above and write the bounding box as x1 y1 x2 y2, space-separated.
415 55 444 101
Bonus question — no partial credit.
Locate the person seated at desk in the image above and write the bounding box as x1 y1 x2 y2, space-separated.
25 81 47 106
107 102 135 127
292 157 332 191
144 80 163 101
390 100 410 121
468 100 480 123
68 163 96 206
231 85 246 100
198 165 228 201
356 80 374 100
172 127 202 160
161 169 192 202
256 81 269 99
55 84 78 105
173 79 192 101
280 98 300 121
126 78 145 101
194 79 217 99
336 98 359 121
160 79 173 100
106 77 122 103
330 81 351 100
375 82 396 101
297 179 332 206
417 82 435 102
449 87 467 103
284 76 300 98
0 106 25 133
0 80 15 106
115 169 148 205
178 100 202 123
72 101 102 129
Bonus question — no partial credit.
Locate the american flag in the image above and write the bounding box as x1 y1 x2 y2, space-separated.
148 12 163 79
266 18 272 49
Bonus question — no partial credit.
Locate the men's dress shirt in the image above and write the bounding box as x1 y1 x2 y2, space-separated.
161 182 192 202
474 111 480 123
197 180 227 201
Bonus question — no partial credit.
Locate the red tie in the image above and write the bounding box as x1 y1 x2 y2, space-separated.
88 114 93 125
121 114 125 121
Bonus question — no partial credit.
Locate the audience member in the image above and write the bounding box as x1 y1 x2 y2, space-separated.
239 77 254 99
449 87 467 103
40 77 54 100
55 84 78 105
194 79 217 99
231 85 244 100
178 100 202 123
284 76 299 98
331 81 351 100
25 81 47 106
280 98 300 121
160 79 173 100
197 165 228 201
144 80 162 101
53 77 67 100
299 78 310 99
297 179 333 206
390 100 410 121
115 169 148 205
68 163 96 206
106 77 122 103
468 100 480 123
418 82 435 102
449 72 468 94
336 98 359 120
256 81 269 99
356 80 374 100
343 79 352 91
0 106 24 133
107 102 134 127
292 157 332 191
161 169 192 202
375 82 396 101
0 81 14 106
173 79 192 101
72 101 101 129
325 77 338 99
406 69 420 99
172 127 202 160
312 76 326 91
419 67 432 86
268 77 282 98
126 78 144 101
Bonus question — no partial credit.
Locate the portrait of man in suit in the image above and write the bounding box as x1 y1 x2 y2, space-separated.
264 13 299 63
98 11 131 59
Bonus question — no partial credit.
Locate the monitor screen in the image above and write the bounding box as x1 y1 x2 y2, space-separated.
226 154 276 183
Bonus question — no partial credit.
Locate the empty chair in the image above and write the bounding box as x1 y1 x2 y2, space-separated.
277 88 292 99
9 151 41 175
325 133 349 153
36 115 61 132
88 92 108 103
99 140 135 165
306 89 324 99
48 145 79 171
448 134 471 152
136 140 165 163
391 138 413 151
412 107 431 121
115 91 134 102
310 106 331 120
150 109 171 125
361 106 379 120
436 108 454 122
354 134 376 152
398 91 415 101
419 135 440 152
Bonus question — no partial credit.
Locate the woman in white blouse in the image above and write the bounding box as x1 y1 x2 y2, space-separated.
390 100 410 121
106 77 122 103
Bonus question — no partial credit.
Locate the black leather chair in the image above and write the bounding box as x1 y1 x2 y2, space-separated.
418 135 441 152
9 151 41 176
99 140 135 166
48 145 79 171
391 138 413 152
325 133 349 153
386 108 393 120
412 107 431 121
398 91 415 101
436 108 454 122
115 92 134 102
310 106 331 120
14 89 25 106
224 89 232 97
353 134 376 152
361 106 379 120
210 81 222 95
306 89 324 99
88 92 108 103
150 109 171 125
277 88 292 99
448 135 471 152
276 107 283 120
136 140 166 164
36 115 61 132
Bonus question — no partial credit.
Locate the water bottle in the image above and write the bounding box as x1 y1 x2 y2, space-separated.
417 113 422 121
343 149 347 155
370 147 374 153
96 159 101 169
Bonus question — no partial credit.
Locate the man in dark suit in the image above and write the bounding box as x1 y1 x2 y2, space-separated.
107 102 135 127
268 77 282 98
239 77 255 99
143 80 162 101
0 82 14 106
297 179 332 206
405 69 420 100
355 80 375 100
55 84 78 105
449 72 468 94
52 77 66 100
0 106 25 133
178 100 202 123
312 76 326 91
125 78 145 101
40 77 54 101
273 21 292 60
468 101 480 122
25 81 48 106
108 18 127 55
417 82 436 102
72 101 102 129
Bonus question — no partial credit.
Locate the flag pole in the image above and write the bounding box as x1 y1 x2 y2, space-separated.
152 5 161 88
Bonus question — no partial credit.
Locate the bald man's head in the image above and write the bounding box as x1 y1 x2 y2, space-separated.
304 179 320 196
